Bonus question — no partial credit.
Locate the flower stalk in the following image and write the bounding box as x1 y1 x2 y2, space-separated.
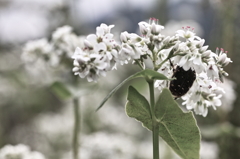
148 79 160 159
73 97 80 159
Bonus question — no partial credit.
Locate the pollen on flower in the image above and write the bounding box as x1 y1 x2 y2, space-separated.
149 17 159 24
182 26 195 32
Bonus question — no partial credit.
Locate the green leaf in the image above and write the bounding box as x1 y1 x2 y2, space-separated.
96 69 169 111
125 87 200 159
125 86 152 129
155 88 200 159
50 81 72 100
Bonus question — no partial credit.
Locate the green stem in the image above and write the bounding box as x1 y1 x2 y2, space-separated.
153 121 160 159
148 80 160 159
155 57 169 71
135 60 145 70
73 98 80 159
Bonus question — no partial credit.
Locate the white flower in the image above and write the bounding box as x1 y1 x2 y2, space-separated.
206 61 219 80
52 25 72 41
138 18 164 37
118 31 147 64
72 47 108 82
182 72 225 117
0 144 45 159
216 48 232 67
176 26 196 40
96 24 114 36
21 38 52 63
71 19 232 117
72 24 120 82
154 61 172 90
51 25 84 59
138 21 151 36
200 141 219 159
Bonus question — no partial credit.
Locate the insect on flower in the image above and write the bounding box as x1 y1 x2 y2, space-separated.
169 63 196 99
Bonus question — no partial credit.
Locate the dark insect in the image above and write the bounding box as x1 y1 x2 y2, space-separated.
169 66 196 98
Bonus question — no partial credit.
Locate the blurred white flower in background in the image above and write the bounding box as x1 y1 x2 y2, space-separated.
0 144 45 159
200 141 219 159
79 132 136 159
97 106 144 136
22 59 58 86
34 107 73 140
21 38 52 63
52 25 84 59
217 78 236 112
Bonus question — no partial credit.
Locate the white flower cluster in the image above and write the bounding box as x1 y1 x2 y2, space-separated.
21 25 83 67
72 24 121 82
0 144 45 159
171 27 231 117
21 38 52 63
72 18 232 117
51 25 83 59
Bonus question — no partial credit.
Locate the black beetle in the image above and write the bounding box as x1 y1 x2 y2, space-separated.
169 66 196 98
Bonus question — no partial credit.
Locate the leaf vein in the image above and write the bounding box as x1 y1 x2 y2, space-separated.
161 121 188 158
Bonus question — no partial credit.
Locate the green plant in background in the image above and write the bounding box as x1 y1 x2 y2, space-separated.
19 26 94 159
72 18 231 159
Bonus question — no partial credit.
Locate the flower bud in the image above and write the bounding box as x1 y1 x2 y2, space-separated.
199 45 208 53
138 22 149 36
120 31 128 43
196 39 205 48
84 40 93 49
222 57 232 67
202 50 211 58
151 23 164 35
162 36 170 45
222 71 229 76
72 67 80 72
173 42 180 52
218 53 227 64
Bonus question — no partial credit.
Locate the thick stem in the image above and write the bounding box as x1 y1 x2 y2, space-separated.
152 120 160 159
148 80 160 159
73 98 80 159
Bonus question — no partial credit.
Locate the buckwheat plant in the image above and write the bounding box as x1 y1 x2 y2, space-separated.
72 18 231 159
21 26 88 159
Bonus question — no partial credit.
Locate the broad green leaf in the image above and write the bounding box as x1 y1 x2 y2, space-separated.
96 69 169 111
125 86 152 129
155 88 200 159
50 81 72 100
125 87 200 159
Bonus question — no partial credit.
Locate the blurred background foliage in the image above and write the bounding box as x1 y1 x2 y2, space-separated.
0 0 239 158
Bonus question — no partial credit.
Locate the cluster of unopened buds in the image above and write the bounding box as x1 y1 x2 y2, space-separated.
71 18 232 117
